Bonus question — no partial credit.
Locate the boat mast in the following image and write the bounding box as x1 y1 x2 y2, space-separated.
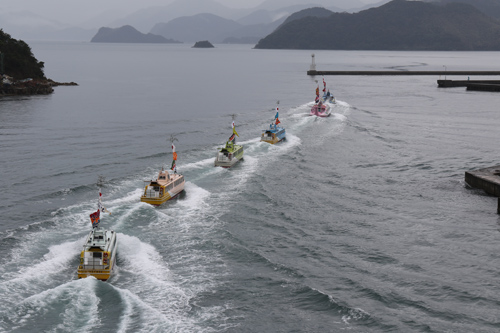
169 134 178 173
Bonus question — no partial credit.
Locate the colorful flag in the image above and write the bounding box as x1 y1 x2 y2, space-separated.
323 78 326 92
171 143 176 152
90 210 100 227
232 126 239 137
316 87 319 96
275 118 280 125
173 152 178 160
275 111 279 119
171 160 176 170
228 133 236 142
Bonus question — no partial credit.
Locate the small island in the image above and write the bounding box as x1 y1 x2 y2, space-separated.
192 40 214 48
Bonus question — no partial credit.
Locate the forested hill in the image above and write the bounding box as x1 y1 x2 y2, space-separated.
0 29 45 79
278 7 333 28
255 0 500 50
436 0 500 21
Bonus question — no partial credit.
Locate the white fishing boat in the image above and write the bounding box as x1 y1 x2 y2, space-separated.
77 190 117 281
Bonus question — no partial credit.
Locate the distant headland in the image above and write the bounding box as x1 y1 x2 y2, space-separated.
91 25 182 44
0 30 77 96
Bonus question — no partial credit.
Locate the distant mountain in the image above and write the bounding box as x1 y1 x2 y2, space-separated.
279 7 334 27
0 11 67 40
150 13 242 43
435 0 500 21
222 17 286 44
222 36 261 44
255 0 500 50
236 4 340 26
91 25 181 43
349 0 392 13
255 0 365 11
111 0 244 32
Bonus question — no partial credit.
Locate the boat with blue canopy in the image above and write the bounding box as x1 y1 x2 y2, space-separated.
261 102 286 144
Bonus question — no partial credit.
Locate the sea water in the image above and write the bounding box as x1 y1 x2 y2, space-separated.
0 42 499 332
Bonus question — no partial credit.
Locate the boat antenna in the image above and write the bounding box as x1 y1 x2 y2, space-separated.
169 134 179 173
169 134 178 144
97 175 105 188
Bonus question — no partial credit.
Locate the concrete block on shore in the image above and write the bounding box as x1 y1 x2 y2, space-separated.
465 165 500 197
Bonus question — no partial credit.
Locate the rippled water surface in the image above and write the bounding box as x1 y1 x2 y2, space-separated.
1 43 500 332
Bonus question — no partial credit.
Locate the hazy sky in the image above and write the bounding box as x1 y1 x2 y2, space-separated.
0 0 382 25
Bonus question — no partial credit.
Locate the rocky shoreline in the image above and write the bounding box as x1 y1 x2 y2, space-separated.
0 77 78 96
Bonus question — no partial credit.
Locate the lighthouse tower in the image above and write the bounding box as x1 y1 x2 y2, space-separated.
310 53 316 71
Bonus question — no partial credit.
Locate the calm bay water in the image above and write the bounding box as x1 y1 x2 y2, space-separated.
1 42 500 332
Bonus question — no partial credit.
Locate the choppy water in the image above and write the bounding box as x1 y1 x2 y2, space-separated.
1 43 500 332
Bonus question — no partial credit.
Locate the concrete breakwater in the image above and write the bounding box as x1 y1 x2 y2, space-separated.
465 165 500 213
307 70 500 76
438 79 500 92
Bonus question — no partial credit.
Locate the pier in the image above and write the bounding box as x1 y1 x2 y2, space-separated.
465 165 500 214
437 79 500 91
307 70 500 76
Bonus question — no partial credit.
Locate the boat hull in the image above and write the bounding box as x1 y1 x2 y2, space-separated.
77 267 114 281
260 128 286 145
140 173 185 206
310 104 331 117
261 137 284 144
140 186 184 206
77 230 117 281
214 145 244 168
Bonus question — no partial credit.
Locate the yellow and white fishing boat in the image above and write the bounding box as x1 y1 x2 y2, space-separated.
77 190 117 281
141 141 185 206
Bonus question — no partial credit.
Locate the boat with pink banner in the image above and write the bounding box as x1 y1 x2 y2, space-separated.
310 100 331 117
310 80 332 117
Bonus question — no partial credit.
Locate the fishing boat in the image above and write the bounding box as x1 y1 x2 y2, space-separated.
310 100 331 117
261 102 286 144
311 80 332 117
322 90 335 104
77 190 117 281
320 77 336 104
214 119 243 168
141 141 185 206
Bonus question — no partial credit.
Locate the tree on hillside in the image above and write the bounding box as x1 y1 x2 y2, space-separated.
0 29 45 79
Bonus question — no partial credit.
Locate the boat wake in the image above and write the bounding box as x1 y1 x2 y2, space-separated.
0 99 353 332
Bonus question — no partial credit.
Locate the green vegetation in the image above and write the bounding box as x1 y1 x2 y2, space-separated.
0 29 45 79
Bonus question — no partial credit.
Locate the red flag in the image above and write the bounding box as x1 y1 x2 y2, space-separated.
90 210 100 227
275 118 280 125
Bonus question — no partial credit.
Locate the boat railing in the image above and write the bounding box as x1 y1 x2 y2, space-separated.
261 135 273 141
143 189 160 198
216 153 231 162
80 264 108 270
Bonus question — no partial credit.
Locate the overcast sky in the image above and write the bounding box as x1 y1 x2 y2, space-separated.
0 0 382 25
